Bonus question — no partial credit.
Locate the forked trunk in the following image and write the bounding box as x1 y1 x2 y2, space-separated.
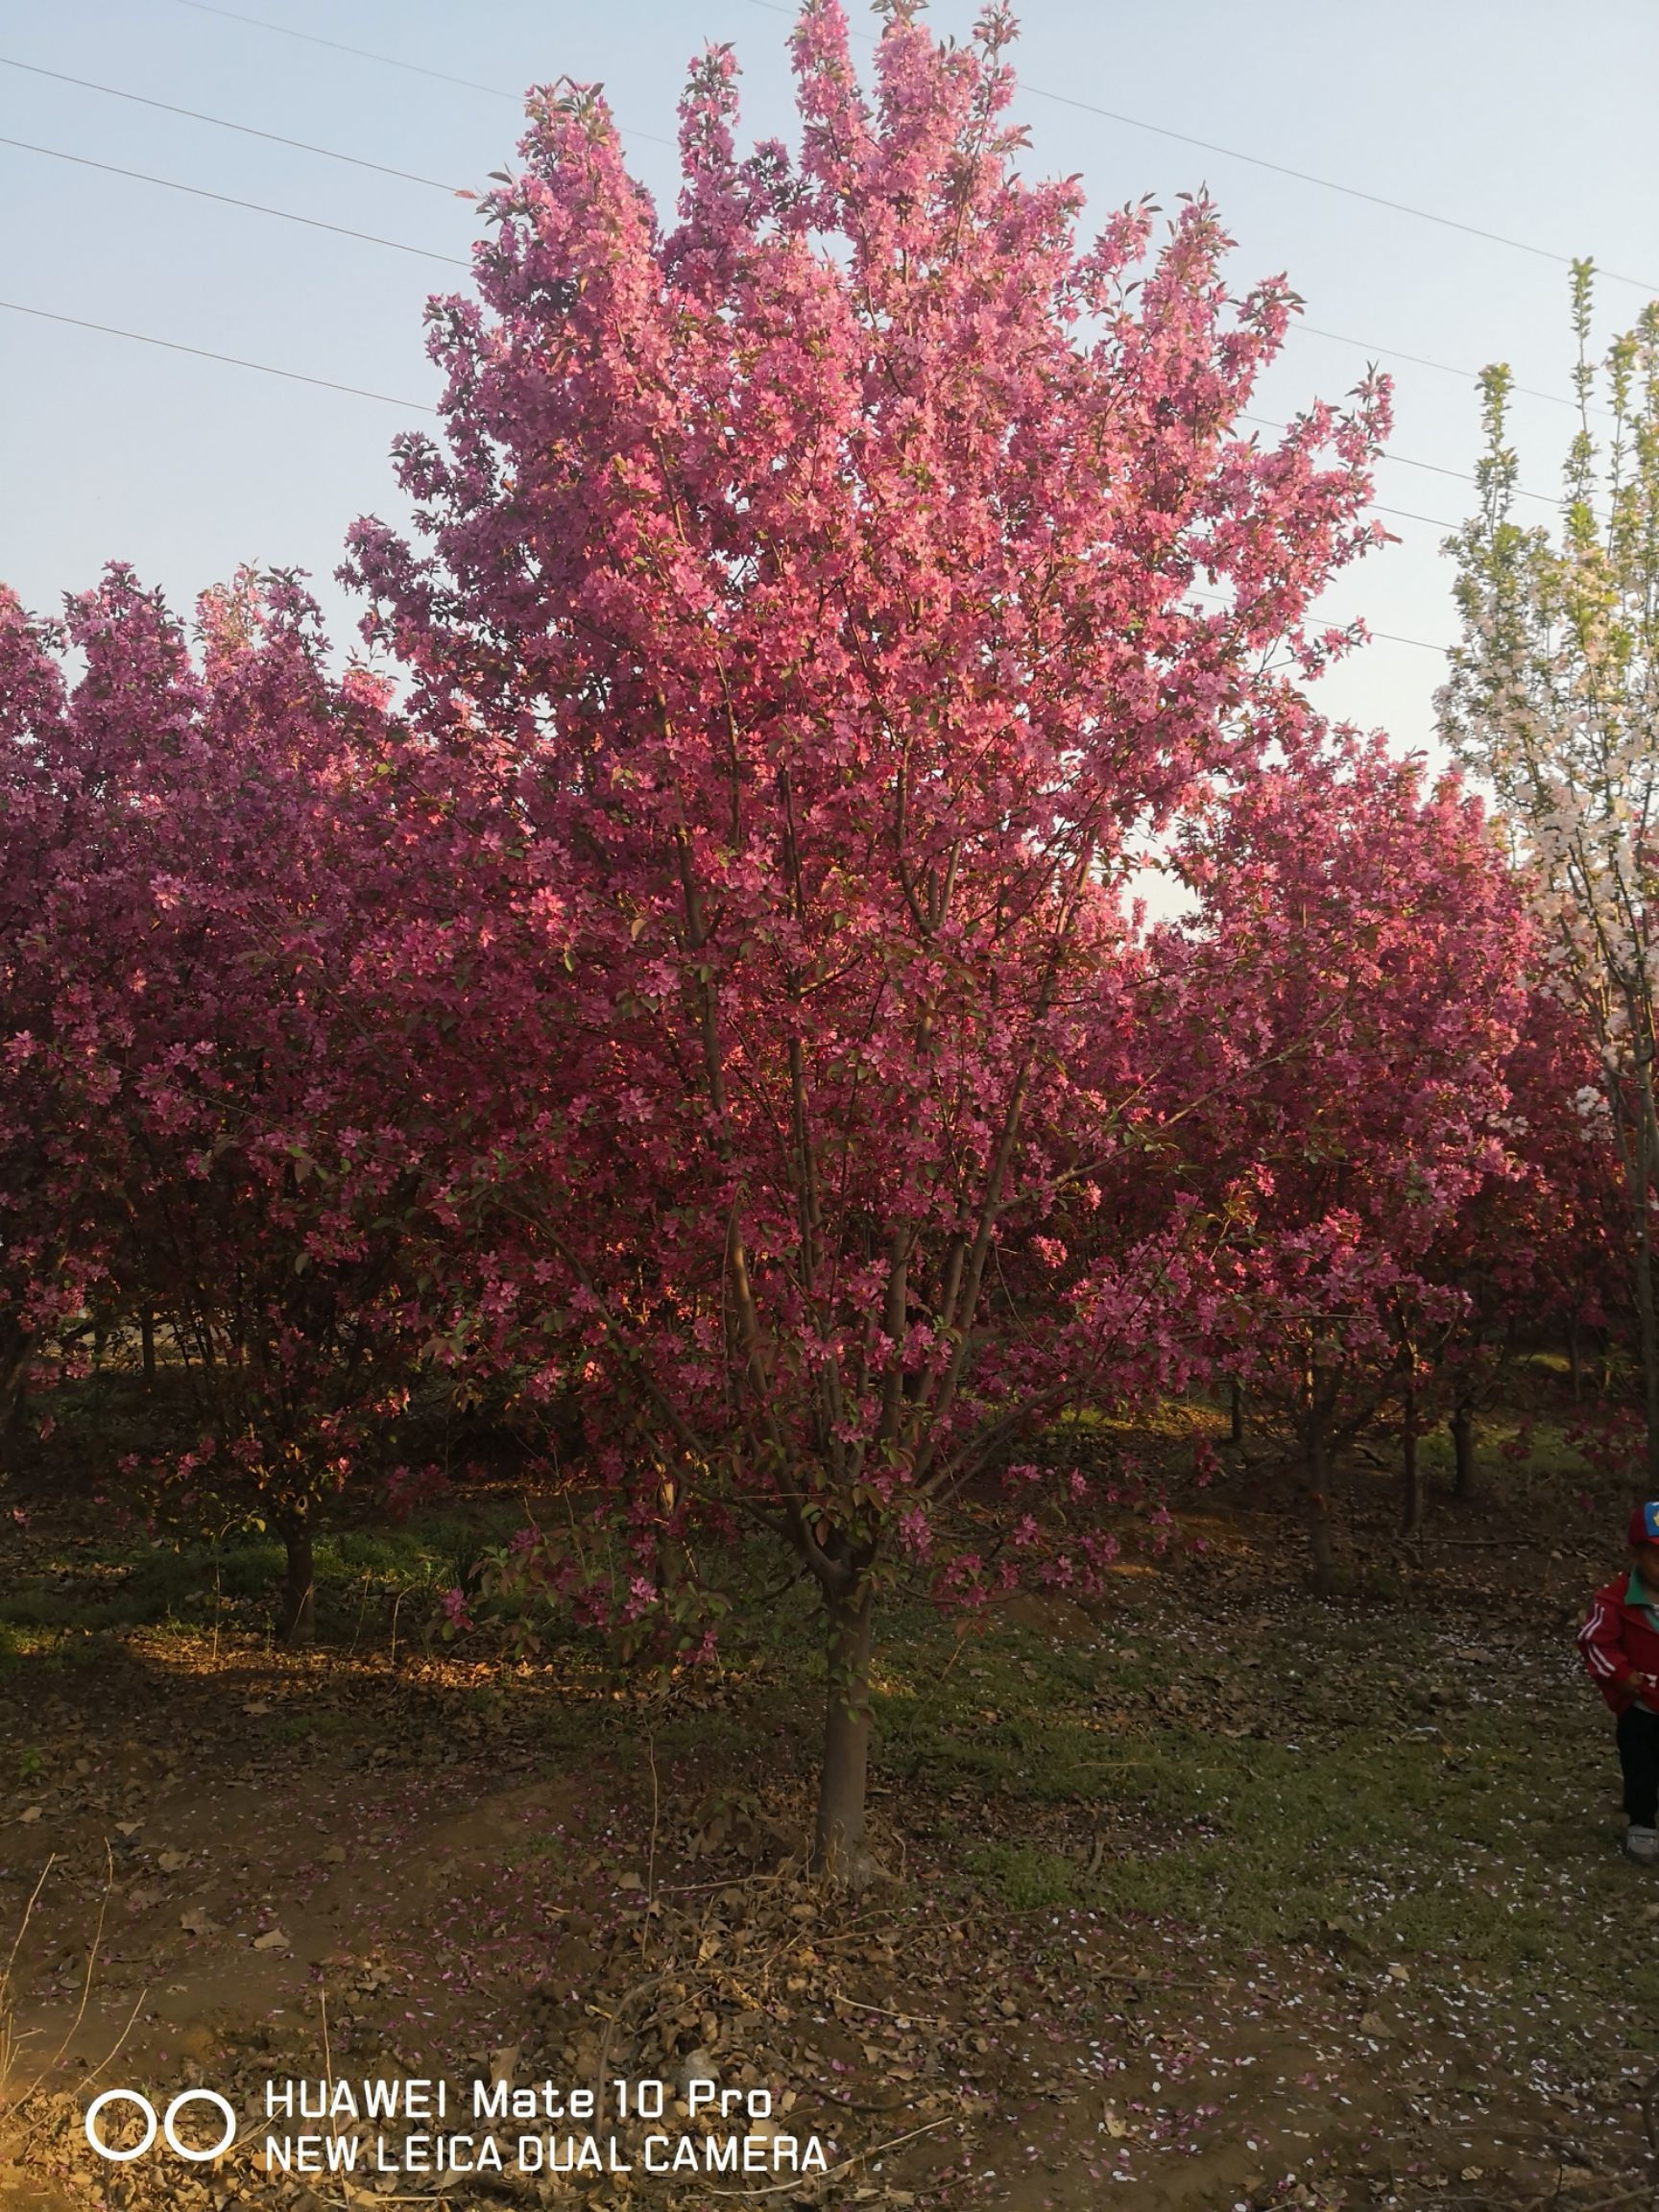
276 1515 316 1645
812 1584 876 1885
140 1310 156 1394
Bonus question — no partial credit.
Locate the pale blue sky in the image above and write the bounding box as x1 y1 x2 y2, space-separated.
3 0 1655 755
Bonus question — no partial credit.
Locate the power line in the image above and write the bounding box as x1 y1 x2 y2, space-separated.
1 299 1453 655
17 42 1595 413
0 25 1565 523
125 18 1572 497
0 134 469 268
0 308 1463 546
0 157 1512 517
741 0 1657 298
20 47 1590 415
0 298 437 412
11 13 1476 680
126 8 1599 441
1294 324 1593 417
1190 585 1449 656
1014 83 1658 300
0 297 1464 544
169 0 674 147
171 0 525 103
0 56 473 197
1238 412 1557 509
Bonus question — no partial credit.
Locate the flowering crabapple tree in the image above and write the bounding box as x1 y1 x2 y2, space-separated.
346 1 1389 1873
1411 985 1623 1502
1154 725 1533 1574
0 587 129 1430
3 569 394 1633
1 565 536 1640
1440 265 1659 1479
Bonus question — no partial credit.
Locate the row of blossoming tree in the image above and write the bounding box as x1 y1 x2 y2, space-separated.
0 1 1635 1876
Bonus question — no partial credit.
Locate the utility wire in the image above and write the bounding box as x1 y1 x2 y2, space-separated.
0 134 469 267
5 48 1595 418
170 0 529 103
1238 412 1557 508
110 11 1608 444
0 298 437 412
0 26 1568 514
1190 585 1448 656
1295 323 1594 417
0 156 1555 500
741 0 1657 297
12 52 1592 414
1374 505 1458 532
1 301 1451 650
0 56 472 196
169 0 674 146
1014 81 1658 300
126 13 1585 491
0 298 1464 547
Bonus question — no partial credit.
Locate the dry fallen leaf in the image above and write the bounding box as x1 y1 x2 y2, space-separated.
156 1849 187 1873
180 1910 220 1937
252 1928 290 1952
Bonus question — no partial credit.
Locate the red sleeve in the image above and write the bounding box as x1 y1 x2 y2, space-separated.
1580 1586 1634 1698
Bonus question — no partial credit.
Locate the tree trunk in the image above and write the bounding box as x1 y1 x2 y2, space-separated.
1307 1415 1335 1596
1567 1322 1581 1402
276 1515 316 1645
140 1310 156 1394
812 1584 876 1884
1399 1376 1423 1537
1450 1397 1476 1501
1229 1378 1244 1445
4 1370 27 1442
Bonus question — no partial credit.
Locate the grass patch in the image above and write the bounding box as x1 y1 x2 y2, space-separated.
0 1500 532 1644
961 1838 1079 1910
692 1575 1654 2042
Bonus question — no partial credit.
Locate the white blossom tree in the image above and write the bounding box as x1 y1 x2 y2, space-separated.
1439 262 1659 1480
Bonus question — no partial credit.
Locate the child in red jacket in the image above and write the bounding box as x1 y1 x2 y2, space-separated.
1579 1503 1659 1863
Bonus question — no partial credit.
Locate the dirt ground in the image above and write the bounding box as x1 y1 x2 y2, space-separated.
2 1408 1658 2212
